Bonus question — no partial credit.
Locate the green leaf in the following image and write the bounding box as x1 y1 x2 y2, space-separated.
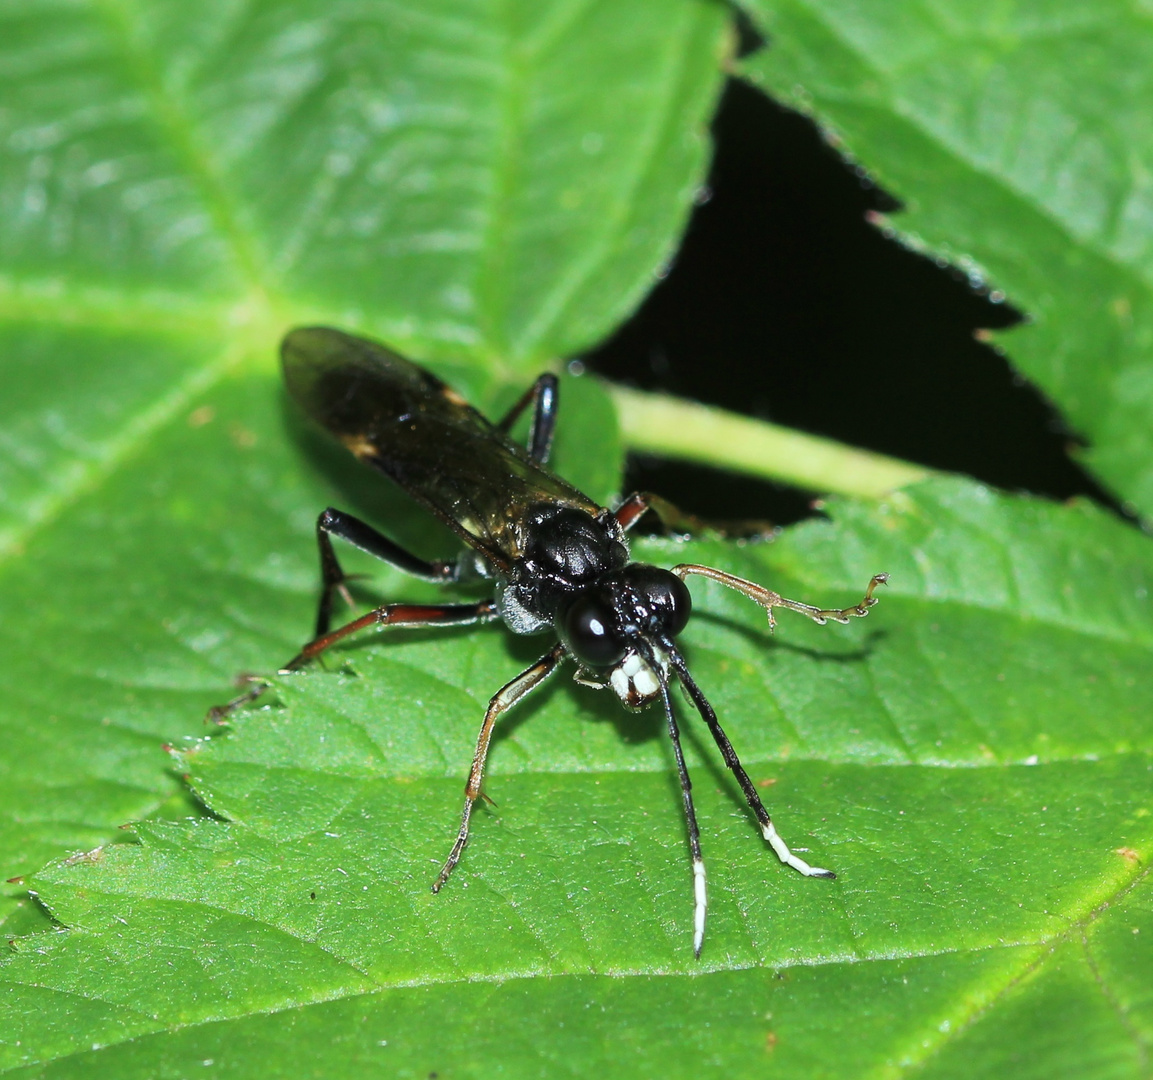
6 1 1153 1076
0 0 726 926
3 479 1153 1076
0 0 726 369
739 0 1153 519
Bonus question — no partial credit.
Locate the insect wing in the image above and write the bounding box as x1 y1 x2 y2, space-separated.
282 327 601 568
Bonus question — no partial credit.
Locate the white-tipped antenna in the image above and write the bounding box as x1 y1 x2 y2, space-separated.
654 664 708 958
670 650 838 882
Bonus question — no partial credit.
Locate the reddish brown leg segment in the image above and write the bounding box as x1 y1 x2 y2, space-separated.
433 642 566 892
614 491 709 534
283 600 499 671
207 600 497 722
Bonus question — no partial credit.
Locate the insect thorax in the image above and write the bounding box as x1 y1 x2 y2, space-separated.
496 505 629 635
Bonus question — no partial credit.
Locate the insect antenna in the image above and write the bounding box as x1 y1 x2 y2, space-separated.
653 663 708 958
668 648 835 881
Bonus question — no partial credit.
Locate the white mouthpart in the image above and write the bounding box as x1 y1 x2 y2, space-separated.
621 652 645 677
693 858 707 956
633 667 660 697
609 650 664 704
609 666 629 699
763 821 834 878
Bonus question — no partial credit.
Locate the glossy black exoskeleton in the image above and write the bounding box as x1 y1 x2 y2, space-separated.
212 326 886 956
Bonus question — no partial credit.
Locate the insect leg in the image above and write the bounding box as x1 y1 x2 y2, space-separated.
433 642 566 892
656 679 708 957
314 507 460 637
671 566 887 630
615 491 780 539
283 599 498 671
206 600 497 722
495 373 559 464
670 651 836 880
613 491 711 535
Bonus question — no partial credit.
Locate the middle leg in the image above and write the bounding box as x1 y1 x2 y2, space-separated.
614 490 779 539
495 373 559 464
614 490 711 535
208 512 481 722
283 599 498 671
207 599 497 722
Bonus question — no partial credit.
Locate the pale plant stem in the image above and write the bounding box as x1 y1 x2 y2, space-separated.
607 382 933 499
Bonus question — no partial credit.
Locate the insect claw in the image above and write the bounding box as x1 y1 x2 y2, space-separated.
205 678 270 723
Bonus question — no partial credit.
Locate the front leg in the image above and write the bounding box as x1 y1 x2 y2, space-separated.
433 642 566 891
672 565 887 629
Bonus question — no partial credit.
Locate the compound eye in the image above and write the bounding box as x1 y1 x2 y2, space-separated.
657 572 692 637
562 594 627 668
629 566 692 638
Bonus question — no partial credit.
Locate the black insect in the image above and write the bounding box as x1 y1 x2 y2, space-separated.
214 326 886 956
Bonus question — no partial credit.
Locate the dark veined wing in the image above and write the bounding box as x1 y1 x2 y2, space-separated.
281 326 603 570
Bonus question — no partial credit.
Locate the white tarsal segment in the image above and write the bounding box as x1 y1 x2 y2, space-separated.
692 858 707 956
762 821 832 877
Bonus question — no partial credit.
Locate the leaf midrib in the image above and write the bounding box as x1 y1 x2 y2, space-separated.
1 0 291 566
97 0 273 295
887 859 1153 1078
